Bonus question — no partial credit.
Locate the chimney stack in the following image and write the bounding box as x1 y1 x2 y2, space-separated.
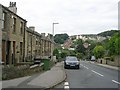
29 26 35 31
47 33 52 39
41 33 45 37
8 2 17 14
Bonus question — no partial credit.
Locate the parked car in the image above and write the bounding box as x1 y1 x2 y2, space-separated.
64 56 80 69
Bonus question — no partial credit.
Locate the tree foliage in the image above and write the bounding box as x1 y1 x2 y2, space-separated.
76 53 83 59
61 52 67 58
69 50 76 56
54 33 69 44
93 45 105 59
97 30 119 37
108 32 120 55
75 39 86 55
53 48 59 59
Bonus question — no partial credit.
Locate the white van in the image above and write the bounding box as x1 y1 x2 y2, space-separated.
91 56 96 61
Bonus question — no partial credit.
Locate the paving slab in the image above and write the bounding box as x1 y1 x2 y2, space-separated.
28 62 66 88
1 62 66 89
2 76 31 88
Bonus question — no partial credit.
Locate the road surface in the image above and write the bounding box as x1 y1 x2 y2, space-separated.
55 60 119 89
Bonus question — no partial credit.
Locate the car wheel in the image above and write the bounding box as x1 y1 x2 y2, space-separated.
64 65 66 69
77 65 79 69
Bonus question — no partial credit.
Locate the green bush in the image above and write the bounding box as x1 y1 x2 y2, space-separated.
41 59 54 71
61 52 67 58
110 55 114 61
53 49 59 59
76 53 83 59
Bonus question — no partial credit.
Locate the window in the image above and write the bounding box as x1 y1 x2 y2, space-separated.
13 17 16 32
2 12 6 30
20 22 23 34
36 41 38 45
28 34 32 46
20 42 23 55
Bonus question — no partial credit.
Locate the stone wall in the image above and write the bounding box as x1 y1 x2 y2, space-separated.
2 64 43 80
98 55 120 67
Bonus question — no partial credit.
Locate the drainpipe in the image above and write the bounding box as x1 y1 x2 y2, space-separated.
0 13 2 64
23 21 27 62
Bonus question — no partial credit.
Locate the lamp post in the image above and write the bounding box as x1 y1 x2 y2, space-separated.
51 22 59 62
52 23 59 36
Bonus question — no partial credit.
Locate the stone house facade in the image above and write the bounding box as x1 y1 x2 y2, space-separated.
1 2 54 65
25 28 53 61
0 3 27 65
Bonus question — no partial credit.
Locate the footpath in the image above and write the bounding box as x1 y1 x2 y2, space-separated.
89 61 119 70
1 61 66 89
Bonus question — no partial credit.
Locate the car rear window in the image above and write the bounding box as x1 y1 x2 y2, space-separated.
66 57 78 61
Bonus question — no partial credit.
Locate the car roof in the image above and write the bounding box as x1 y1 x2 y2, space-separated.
66 56 77 58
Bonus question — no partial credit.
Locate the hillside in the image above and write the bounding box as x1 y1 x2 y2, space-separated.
97 30 119 37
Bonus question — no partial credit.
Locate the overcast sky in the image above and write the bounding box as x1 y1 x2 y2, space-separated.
0 0 119 35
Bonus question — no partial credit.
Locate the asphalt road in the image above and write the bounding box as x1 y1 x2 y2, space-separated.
55 60 119 89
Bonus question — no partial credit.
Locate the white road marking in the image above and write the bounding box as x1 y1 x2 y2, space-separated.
64 82 70 89
84 66 89 69
91 70 104 77
90 61 95 64
64 82 69 86
64 86 70 89
112 80 120 84
80 64 83 66
80 64 89 69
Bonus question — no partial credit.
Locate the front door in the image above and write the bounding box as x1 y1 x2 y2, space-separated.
12 41 16 64
2 40 6 64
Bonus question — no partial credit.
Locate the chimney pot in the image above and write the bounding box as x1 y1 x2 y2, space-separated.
10 2 11 7
15 2 16 6
8 2 17 14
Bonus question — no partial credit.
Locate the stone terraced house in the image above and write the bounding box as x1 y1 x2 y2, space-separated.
0 2 27 65
0 2 54 65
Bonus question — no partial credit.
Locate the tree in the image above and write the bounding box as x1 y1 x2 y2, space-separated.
115 33 120 55
93 45 105 59
76 53 83 59
97 30 119 37
69 50 76 56
75 39 86 54
61 52 67 58
108 32 120 55
54 33 69 44
53 49 59 59
85 40 97 56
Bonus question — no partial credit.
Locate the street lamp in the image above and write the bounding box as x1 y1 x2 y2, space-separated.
51 22 59 62
52 23 59 37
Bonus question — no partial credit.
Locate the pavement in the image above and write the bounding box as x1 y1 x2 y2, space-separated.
1 61 66 89
89 61 119 70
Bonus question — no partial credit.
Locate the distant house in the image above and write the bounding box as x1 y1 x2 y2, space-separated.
68 48 75 51
63 39 73 49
